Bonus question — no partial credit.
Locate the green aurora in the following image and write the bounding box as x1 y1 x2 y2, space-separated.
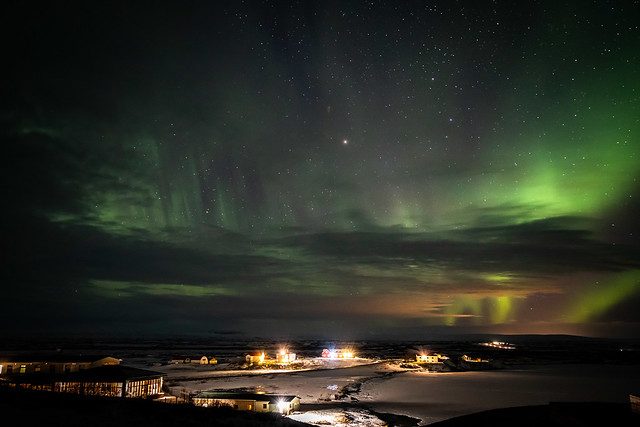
2 1 639 339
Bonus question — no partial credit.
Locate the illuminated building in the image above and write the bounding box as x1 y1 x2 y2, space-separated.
4 365 163 398
416 354 440 363
193 392 300 415
245 351 266 364
462 354 489 363
276 349 296 364
321 348 354 359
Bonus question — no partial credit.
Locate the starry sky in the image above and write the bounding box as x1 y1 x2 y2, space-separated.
3 1 640 340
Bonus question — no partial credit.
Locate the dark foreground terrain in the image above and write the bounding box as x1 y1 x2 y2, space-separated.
3 386 638 427
428 401 639 427
0 387 311 427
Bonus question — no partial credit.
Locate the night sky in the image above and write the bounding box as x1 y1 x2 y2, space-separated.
3 1 640 340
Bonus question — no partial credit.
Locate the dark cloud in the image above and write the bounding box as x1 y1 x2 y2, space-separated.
276 218 640 276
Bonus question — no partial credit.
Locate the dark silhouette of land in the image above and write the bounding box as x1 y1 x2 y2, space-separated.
3 386 638 427
0 387 311 427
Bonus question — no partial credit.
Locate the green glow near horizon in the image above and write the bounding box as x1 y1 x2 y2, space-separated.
490 296 513 324
565 270 640 323
442 294 517 327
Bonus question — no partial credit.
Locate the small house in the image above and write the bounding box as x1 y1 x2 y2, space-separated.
416 354 439 364
195 356 216 365
245 352 265 364
276 350 296 364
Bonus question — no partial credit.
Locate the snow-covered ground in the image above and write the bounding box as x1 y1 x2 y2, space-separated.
356 363 640 425
288 407 386 426
156 359 640 426
157 358 388 400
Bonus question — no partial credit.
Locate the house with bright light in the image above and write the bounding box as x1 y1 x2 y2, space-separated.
276 349 296 364
193 392 300 415
245 351 265 364
416 354 439 363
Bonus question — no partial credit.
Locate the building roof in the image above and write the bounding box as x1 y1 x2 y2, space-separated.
3 365 162 386
170 355 207 360
56 365 163 382
195 392 299 404
0 354 120 364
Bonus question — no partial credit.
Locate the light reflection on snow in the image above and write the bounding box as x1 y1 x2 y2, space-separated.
288 408 385 426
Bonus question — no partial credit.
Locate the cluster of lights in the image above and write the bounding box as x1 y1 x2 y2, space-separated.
480 341 516 350
322 348 354 359
248 348 298 365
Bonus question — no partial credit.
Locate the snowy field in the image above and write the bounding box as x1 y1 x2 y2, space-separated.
355 363 640 425
149 359 640 426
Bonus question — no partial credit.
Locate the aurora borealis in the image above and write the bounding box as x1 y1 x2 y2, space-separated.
3 1 640 339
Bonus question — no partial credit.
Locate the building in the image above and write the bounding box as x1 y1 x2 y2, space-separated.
170 356 216 365
276 350 296 364
3 364 164 399
462 354 489 363
246 351 265 364
0 354 120 376
416 354 439 363
321 348 354 359
55 365 163 398
193 392 300 415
